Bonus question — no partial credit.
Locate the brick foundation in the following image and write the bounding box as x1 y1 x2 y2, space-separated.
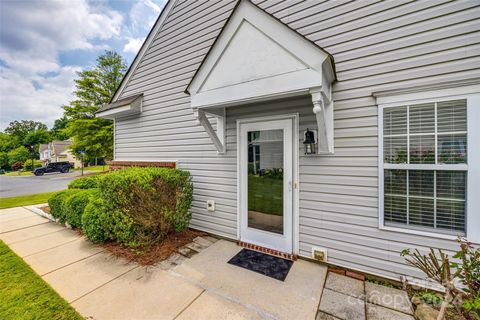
108 160 176 171
237 241 297 261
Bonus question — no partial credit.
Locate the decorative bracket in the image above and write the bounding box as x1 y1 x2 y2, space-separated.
310 87 334 154
193 107 226 154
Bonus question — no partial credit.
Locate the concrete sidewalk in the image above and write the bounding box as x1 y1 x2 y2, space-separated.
1 206 327 320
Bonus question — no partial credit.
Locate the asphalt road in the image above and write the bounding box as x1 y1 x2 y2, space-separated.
0 171 83 197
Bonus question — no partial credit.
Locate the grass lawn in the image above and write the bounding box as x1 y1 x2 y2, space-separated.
3 171 33 177
75 165 109 172
0 192 57 209
248 174 283 215
0 240 83 320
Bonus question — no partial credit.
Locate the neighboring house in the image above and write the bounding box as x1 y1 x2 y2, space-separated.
39 140 81 168
97 0 480 283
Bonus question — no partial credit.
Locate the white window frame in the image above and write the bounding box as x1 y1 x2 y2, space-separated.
377 84 480 243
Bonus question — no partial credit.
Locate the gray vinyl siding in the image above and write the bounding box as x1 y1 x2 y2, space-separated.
114 0 480 280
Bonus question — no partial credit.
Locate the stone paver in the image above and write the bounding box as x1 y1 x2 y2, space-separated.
156 252 187 270
174 240 327 320
175 291 261 320
24 238 103 275
319 289 365 320
366 282 413 315
192 236 213 247
325 272 364 298
0 220 64 244
43 252 137 302
72 267 203 320
9 228 80 257
366 303 415 320
317 311 341 320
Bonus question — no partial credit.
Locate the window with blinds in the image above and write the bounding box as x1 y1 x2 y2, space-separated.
382 99 467 234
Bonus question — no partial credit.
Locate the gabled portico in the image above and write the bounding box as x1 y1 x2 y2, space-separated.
186 0 336 155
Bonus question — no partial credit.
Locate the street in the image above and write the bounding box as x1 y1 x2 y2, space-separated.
0 171 83 197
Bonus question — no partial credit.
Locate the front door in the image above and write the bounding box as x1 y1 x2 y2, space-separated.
239 117 293 253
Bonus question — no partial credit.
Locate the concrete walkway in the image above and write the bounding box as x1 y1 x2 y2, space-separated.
1 206 328 320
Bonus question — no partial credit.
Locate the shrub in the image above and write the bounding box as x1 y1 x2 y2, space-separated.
23 160 43 171
82 198 136 244
63 189 99 228
11 162 23 171
97 167 193 247
68 176 99 189
48 189 78 222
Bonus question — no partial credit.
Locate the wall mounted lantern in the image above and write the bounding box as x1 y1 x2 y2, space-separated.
303 128 317 155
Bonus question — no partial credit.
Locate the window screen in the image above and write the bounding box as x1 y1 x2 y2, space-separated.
383 99 467 234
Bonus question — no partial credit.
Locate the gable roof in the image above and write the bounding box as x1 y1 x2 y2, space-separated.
185 0 336 95
109 0 177 103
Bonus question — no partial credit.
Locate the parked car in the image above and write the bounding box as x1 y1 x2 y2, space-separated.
33 162 73 176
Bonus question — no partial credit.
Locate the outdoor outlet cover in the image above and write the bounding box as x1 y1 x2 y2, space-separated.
312 247 327 262
207 200 215 212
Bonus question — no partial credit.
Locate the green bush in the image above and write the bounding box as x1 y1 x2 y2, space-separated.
97 167 193 247
63 189 99 228
48 190 78 222
68 176 99 189
82 198 136 244
23 159 43 171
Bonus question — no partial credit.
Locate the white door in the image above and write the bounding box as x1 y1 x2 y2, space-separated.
239 117 293 253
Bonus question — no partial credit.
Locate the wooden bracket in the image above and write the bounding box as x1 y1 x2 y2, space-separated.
310 87 334 154
194 108 226 154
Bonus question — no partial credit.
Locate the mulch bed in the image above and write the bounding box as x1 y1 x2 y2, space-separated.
101 229 207 266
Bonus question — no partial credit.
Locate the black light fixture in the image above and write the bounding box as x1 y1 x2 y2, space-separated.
303 128 316 155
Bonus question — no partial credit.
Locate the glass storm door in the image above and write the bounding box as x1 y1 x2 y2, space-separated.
239 118 293 253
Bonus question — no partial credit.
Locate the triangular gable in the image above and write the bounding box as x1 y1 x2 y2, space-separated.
186 0 335 109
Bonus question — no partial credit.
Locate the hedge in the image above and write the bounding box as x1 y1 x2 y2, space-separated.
48 167 194 248
63 189 99 228
48 190 78 223
97 167 193 247
68 176 99 190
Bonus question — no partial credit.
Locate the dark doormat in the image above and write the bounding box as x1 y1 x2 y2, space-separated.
227 249 293 281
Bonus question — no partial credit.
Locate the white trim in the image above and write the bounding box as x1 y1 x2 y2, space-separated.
113 119 116 160
236 113 299 254
377 87 480 243
187 0 334 111
111 0 177 102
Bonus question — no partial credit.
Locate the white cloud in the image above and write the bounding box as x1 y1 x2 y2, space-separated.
0 0 123 130
123 37 146 54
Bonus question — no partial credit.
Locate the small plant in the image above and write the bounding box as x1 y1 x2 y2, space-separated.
68 176 99 189
419 292 444 307
401 238 480 320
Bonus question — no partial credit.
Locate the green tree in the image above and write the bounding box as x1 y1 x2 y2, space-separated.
0 152 9 169
7 146 30 166
50 117 70 141
4 120 48 145
0 132 19 152
23 130 51 165
63 50 127 162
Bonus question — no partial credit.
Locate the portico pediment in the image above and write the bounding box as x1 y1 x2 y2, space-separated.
186 0 336 154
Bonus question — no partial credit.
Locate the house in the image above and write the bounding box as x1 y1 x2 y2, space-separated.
97 0 480 283
39 140 81 168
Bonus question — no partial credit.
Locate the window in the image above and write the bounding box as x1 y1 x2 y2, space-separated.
381 99 470 235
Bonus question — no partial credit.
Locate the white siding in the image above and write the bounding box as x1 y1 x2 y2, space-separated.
114 0 480 280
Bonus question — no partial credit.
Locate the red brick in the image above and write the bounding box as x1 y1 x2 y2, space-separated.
346 271 365 281
328 268 346 275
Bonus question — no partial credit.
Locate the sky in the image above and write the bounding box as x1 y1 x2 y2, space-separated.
0 0 167 131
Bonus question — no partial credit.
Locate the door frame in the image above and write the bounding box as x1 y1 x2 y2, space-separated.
236 113 299 254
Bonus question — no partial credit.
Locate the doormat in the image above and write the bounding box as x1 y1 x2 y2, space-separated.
227 249 294 281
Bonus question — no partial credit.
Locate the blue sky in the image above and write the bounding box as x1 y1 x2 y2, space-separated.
0 0 167 130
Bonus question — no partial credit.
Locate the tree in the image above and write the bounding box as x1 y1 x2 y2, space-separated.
0 132 18 152
4 120 48 144
50 116 70 141
0 152 8 169
7 146 30 166
63 50 127 161
23 130 51 167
